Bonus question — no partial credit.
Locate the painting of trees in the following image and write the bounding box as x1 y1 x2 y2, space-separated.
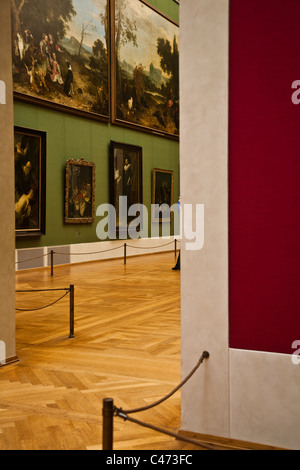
114 0 138 88
11 0 179 136
113 0 179 138
11 0 76 42
11 0 110 119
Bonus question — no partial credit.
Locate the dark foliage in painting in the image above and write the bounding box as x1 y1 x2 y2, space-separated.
114 0 179 137
11 0 109 117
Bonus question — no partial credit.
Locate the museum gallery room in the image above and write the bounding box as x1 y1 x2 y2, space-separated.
0 0 300 451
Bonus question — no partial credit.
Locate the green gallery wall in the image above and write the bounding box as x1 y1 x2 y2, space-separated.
14 0 179 250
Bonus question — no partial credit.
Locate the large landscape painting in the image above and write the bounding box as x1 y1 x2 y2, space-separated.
112 0 179 138
11 0 109 119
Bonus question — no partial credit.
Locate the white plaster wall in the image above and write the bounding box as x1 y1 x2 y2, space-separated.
180 0 230 438
230 349 300 450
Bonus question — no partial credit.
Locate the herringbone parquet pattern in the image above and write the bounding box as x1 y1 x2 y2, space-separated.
0 253 280 451
1 253 202 450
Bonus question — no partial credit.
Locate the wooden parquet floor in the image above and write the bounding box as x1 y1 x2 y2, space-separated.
0 252 202 451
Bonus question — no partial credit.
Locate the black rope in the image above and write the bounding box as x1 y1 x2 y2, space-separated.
15 240 180 264
113 351 245 451
115 412 225 450
126 240 177 250
113 351 240 450
15 253 48 265
15 290 70 312
116 351 209 415
16 288 70 293
53 245 124 256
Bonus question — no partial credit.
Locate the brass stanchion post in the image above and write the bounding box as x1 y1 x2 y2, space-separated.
102 398 114 450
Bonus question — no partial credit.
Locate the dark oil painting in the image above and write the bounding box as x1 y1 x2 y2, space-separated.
152 168 174 222
113 0 179 138
14 127 46 236
11 0 109 119
110 141 143 232
65 158 95 224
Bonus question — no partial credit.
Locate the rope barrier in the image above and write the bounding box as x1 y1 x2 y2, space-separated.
101 351 236 451
15 253 48 265
15 240 181 273
16 288 70 292
15 245 124 265
114 412 248 450
15 290 70 312
118 351 209 415
51 245 125 256
126 240 177 250
115 413 221 450
15 286 75 338
15 240 180 277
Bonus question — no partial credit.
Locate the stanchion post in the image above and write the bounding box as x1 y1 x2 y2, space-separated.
51 250 54 277
124 243 127 265
102 398 114 450
175 239 177 258
69 284 75 338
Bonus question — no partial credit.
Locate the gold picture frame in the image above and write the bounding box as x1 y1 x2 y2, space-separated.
65 158 95 224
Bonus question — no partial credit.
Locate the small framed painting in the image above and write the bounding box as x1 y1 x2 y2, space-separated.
152 168 174 222
65 158 95 224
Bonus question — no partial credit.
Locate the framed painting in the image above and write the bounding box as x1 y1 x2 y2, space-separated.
111 0 179 139
152 168 174 222
14 126 46 237
11 0 110 121
65 158 95 224
110 141 143 234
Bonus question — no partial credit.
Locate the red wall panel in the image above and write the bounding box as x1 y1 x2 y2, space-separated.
229 0 300 354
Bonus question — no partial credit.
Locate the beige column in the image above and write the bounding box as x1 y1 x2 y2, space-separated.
0 0 17 365
180 0 230 437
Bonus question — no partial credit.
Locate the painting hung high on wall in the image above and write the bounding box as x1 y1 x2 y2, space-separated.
152 168 174 222
65 158 95 224
14 126 46 237
11 0 110 120
110 141 143 234
111 0 179 139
